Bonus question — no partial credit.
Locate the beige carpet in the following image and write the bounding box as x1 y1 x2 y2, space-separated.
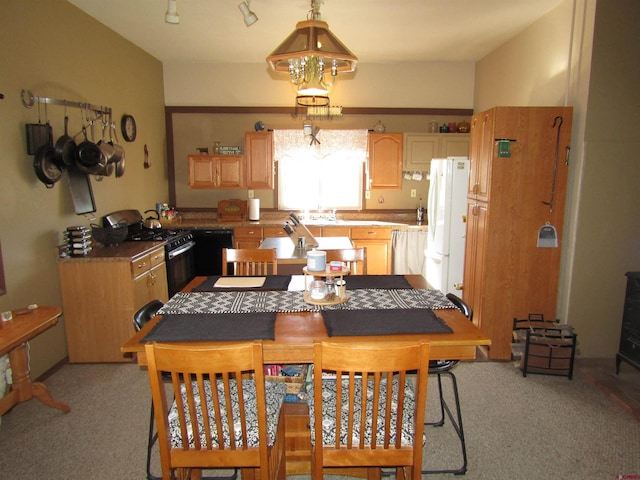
0 359 638 479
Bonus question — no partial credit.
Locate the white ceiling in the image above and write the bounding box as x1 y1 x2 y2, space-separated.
68 0 565 65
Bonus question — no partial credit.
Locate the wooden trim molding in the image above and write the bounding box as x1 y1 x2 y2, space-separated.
165 106 474 116
165 105 474 208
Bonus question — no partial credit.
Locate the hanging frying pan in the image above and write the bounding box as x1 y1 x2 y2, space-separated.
75 125 104 175
33 144 63 188
115 154 125 178
54 115 77 166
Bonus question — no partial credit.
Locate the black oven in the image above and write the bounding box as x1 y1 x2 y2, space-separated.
165 233 196 296
103 210 196 297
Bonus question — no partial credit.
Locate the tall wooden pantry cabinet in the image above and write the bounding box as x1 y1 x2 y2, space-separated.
463 106 573 359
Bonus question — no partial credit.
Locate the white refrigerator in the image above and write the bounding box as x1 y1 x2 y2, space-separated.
424 157 469 294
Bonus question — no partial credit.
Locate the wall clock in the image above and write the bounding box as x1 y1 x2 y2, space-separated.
121 114 137 142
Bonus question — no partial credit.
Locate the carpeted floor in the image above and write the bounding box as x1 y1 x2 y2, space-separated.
0 358 638 479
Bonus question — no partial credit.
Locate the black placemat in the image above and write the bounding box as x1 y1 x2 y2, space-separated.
344 275 413 290
142 312 277 342
322 308 452 337
192 275 292 292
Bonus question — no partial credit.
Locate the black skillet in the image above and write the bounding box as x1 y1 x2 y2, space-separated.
33 143 63 188
54 115 77 166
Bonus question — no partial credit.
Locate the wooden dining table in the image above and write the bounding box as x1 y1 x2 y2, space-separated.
121 274 490 477
121 274 490 365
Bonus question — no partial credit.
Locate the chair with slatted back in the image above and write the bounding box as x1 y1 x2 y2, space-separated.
134 301 239 480
324 247 367 275
133 300 166 480
310 340 431 480
145 341 287 480
422 292 474 475
222 248 278 275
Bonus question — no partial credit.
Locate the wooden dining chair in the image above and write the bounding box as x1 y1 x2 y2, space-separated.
422 292 473 475
222 248 278 275
324 247 367 275
133 300 239 480
310 341 431 480
132 300 166 480
145 341 287 480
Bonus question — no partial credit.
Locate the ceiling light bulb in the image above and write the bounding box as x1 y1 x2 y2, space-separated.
239 1 258 27
165 0 179 24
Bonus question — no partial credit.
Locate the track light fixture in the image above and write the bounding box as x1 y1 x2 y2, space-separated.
239 1 258 27
165 0 179 24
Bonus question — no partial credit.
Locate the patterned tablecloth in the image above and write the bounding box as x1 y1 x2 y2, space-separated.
158 289 455 315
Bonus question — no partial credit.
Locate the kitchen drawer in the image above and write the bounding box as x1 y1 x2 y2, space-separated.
234 226 263 238
350 227 392 240
263 226 288 238
321 226 351 237
131 247 165 278
149 247 165 267
307 226 322 237
131 253 152 277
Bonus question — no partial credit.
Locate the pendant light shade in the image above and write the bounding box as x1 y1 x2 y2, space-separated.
266 1 357 106
266 19 357 74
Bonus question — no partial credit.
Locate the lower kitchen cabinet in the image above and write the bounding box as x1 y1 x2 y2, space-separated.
57 245 168 363
351 227 392 274
232 225 394 274
233 226 263 248
463 201 488 331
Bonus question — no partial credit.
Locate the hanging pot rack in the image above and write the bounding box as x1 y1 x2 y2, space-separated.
21 89 111 116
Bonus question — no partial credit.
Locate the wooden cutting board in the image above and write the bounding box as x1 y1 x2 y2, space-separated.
217 199 247 222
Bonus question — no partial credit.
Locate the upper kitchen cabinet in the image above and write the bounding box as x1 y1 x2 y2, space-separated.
368 132 403 189
467 111 494 202
403 133 470 171
188 154 245 189
245 131 274 189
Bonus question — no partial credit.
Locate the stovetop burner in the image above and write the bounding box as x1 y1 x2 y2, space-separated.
127 226 193 246
103 209 192 248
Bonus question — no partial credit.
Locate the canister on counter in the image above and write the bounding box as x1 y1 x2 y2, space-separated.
307 250 326 271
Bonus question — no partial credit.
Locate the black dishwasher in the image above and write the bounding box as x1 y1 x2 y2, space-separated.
191 229 234 276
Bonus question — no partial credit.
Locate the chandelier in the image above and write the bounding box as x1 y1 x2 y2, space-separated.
266 0 357 106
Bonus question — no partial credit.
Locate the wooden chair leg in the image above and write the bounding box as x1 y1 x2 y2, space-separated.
367 467 383 480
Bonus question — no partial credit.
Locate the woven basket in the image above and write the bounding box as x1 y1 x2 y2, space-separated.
265 365 308 394
266 375 304 394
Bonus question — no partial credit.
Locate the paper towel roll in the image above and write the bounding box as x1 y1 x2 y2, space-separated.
248 198 260 220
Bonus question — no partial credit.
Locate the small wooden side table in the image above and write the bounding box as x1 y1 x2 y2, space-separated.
0 305 70 415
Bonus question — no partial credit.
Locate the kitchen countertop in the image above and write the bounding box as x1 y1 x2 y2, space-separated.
161 216 427 231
